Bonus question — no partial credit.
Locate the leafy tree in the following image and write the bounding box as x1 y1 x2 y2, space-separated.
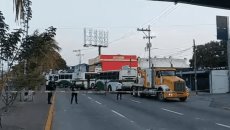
190 41 227 69
0 11 9 62
2 29 23 69
12 26 67 90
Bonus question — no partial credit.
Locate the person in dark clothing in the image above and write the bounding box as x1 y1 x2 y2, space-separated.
117 88 122 100
46 81 55 104
70 81 78 104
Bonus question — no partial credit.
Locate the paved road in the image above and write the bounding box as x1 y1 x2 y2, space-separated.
52 91 230 130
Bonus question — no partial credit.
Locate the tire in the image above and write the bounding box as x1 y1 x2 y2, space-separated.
179 97 187 102
91 83 95 89
157 91 165 101
132 87 137 97
137 87 143 97
108 85 112 92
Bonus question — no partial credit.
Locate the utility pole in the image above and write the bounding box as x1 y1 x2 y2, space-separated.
73 50 84 71
228 39 230 93
137 25 155 68
73 50 84 65
193 39 198 95
24 0 31 76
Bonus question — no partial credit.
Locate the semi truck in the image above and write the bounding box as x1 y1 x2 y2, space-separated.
131 67 189 101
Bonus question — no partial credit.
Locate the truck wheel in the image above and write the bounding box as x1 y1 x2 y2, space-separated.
179 97 187 102
137 87 143 97
157 91 165 101
132 87 137 97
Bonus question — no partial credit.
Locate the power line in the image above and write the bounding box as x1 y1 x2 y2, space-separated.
163 47 193 57
141 4 175 27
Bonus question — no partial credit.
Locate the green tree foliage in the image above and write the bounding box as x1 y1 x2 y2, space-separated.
11 26 67 89
0 11 9 50
2 29 23 68
190 41 227 68
0 10 66 90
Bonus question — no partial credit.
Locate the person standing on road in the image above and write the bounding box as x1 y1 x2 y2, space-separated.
116 82 123 100
70 81 78 104
46 80 56 104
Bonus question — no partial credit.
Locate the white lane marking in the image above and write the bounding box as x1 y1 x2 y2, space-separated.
223 107 230 110
130 120 134 123
195 117 204 120
161 108 184 116
216 123 230 129
95 101 102 105
131 99 141 103
88 97 92 100
82 94 86 96
111 110 126 118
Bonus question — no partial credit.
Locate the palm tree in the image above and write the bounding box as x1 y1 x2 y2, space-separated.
13 0 24 21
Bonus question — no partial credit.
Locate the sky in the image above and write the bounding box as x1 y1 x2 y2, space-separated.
1 0 230 66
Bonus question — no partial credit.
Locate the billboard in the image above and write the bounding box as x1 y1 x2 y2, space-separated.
216 16 229 41
84 28 109 47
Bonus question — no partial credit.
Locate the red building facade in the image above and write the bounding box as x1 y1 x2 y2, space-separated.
89 55 138 72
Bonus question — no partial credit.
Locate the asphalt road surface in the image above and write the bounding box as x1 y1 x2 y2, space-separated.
52 90 230 130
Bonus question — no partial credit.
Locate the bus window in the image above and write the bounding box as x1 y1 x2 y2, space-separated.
70 75 72 79
60 75 64 79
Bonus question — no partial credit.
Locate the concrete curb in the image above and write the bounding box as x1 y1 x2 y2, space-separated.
44 94 56 130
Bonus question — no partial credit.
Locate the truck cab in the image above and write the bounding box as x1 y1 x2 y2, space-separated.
154 68 189 101
132 67 189 101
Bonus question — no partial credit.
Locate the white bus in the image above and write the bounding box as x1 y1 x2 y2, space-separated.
75 72 98 89
95 67 137 91
54 72 77 87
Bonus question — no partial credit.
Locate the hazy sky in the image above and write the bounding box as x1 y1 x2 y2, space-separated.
1 0 230 66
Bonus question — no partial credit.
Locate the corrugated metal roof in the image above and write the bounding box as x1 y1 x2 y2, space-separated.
139 57 189 68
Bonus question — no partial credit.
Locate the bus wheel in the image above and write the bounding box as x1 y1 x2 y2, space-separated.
91 83 95 89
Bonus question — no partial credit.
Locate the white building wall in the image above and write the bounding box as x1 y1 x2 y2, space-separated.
210 70 229 94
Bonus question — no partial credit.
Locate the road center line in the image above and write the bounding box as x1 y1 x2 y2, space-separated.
95 101 102 105
88 97 92 100
131 99 141 103
216 123 230 129
161 108 184 116
111 110 126 118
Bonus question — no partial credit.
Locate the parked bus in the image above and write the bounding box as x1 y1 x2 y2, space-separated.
95 67 137 91
75 72 98 89
54 72 77 87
